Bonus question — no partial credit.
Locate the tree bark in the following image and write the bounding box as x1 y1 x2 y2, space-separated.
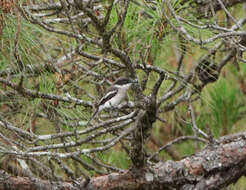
0 132 246 190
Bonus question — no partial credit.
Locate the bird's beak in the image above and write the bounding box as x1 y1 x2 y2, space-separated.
131 79 138 84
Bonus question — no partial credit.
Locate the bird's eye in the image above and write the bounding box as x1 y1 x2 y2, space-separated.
115 78 130 85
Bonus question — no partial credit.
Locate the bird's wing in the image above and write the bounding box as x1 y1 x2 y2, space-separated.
98 87 118 106
87 88 118 125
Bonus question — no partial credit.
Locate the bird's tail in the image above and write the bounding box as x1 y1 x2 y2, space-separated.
87 109 99 125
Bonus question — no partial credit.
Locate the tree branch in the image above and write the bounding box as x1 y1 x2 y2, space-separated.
1 132 246 189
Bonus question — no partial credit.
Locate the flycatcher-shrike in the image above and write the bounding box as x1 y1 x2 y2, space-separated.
87 77 137 125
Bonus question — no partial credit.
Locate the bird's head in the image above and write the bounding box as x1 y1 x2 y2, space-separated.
113 77 138 90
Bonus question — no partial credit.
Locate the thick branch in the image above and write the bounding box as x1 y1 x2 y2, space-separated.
1 132 246 189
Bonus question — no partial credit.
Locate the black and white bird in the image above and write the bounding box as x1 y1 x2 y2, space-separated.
87 77 137 125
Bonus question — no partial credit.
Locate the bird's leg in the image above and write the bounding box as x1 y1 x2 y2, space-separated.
109 102 119 118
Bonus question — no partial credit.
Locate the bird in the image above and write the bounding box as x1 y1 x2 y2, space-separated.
87 77 137 125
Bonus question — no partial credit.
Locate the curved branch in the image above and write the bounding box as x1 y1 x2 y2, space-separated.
1 132 246 189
